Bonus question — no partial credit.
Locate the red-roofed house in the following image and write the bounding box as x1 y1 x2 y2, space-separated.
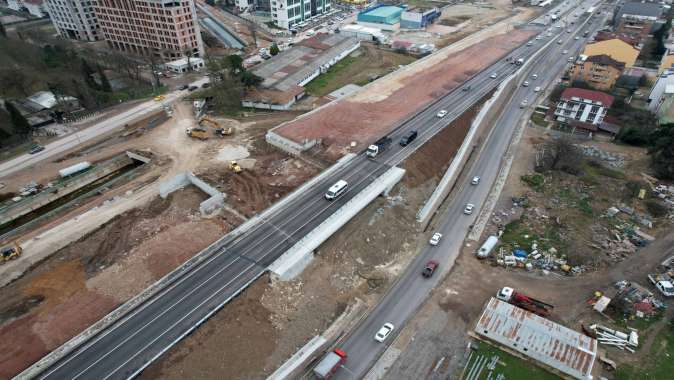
554 88 614 126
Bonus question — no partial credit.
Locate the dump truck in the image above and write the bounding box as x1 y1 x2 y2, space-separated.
496 287 554 317
366 136 392 158
1 243 22 264
648 273 674 297
313 348 347 379
186 127 208 140
229 160 242 173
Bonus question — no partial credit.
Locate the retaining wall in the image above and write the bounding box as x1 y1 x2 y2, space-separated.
269 166 406 281
265 131 322 156
158 172 224 215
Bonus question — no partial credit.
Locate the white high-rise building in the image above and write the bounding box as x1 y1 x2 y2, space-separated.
273 0 332 29
45 0 101 41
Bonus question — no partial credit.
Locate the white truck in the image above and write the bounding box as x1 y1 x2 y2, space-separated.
476 235 498 259
648 273 674 297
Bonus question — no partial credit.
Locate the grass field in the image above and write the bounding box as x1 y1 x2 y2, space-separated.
461 341 562 380
617 320 674 380
303 45 416 97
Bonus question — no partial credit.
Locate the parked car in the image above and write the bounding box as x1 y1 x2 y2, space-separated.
202 83 210 88
374 323 394 342
471 176 480 185
464 203 475 215
436 110 448 118
177 84 188 90
188 85 198 91
422 260 439 277
429 232 442 246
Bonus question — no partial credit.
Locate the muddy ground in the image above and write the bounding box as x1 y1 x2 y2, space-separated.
138 92 482 379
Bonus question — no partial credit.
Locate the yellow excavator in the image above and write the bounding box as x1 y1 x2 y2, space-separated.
199 117 234 137
229 160 242 173
1 243 22 264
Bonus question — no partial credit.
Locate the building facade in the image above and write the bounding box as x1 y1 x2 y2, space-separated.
94 0 204 60
555 87 614 126
271 0 332 29
582 38 639 68
46 0 100 41
570 54 625 91
400 7 441 29
613 1 665 43
648 69 674 112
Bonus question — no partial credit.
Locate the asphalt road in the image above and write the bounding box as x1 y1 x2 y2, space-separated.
331 5 608 379
29 11 576 380
0 77 209 180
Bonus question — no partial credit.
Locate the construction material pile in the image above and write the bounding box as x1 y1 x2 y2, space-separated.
589 324 638 353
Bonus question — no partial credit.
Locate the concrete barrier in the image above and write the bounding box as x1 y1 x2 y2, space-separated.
267 336 327 380
269 166 405 281
158 171 225 216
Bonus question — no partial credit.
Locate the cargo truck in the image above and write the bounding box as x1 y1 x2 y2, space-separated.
496 287 554 317
366 136 392 158
313 348 347 379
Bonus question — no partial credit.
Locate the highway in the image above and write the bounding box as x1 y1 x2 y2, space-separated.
26 6 587 380
331 3 607 379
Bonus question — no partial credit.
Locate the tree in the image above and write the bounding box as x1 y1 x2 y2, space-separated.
241 71 263 87
5 101 31 137
269 43 280 56
649 123 674 179
81 58 100 90
536 137 582 175
97 64 112 92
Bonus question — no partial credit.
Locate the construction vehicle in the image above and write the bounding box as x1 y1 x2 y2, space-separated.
215 127 234 137
366 136 392 158
1 243 22 264
186 127 208 140
229 160 242 173
496 287 554 317
313 348 347 379
199 117 235 137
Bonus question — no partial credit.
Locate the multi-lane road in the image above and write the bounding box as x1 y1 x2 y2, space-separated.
332 3 607 379
22 3 604 379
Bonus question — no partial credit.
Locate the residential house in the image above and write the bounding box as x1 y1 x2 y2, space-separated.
582 38 640 68
613 1 666 43
571 54 625 91
555 87 615 126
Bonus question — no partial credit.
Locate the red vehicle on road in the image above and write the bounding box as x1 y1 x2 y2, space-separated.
422 260 439 278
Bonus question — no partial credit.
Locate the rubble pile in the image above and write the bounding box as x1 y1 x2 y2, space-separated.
576 145 626 168
610 280 666 319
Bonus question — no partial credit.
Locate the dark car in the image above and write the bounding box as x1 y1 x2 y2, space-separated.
29 145 45 154
202 83 210 88
178 84 189 90
399 130 418 146
188 85 198 91
422 260 439 278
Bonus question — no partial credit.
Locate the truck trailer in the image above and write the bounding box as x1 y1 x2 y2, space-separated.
313 348 347 379
496 287 554 317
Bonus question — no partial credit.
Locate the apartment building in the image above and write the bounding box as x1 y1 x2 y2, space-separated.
272 0 332 29
571 54 625 91
45 0 101 41
613 1 665 43
94 0 204 60
582 38 639 68
554 88 614 126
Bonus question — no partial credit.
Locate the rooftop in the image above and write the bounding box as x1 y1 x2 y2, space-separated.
619 1 664 19
362 6 404 18
561 88 615 107
475 298 597 380
586 54 626 70
251 33 359 92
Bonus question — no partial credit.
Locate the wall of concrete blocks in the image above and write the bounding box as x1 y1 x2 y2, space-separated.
416 75 518 228
159 171 224 215
265 130 321 156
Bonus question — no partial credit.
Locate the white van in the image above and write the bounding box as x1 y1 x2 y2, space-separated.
325 180 348 200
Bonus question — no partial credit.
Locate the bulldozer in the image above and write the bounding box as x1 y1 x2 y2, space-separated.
1 243 22 264
229 160 242 173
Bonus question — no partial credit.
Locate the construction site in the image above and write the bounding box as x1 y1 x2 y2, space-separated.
2 1 673 380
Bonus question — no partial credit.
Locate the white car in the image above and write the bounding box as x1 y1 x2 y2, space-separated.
535 36 542 40
464 203 475 215
574 36 580 40
522 81 529 87
490 73 498 79
531 74 538 80
534 86 541 92
374 323 395 342
562 50 568 55
520 99 528 108
568 56 575 62
471 176 480 185
437 110 448 118
429 232 442 246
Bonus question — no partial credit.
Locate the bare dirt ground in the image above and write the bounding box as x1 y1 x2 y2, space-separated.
0 102 313 377
385 126 674 379
274 30 535 160
138 95 486 379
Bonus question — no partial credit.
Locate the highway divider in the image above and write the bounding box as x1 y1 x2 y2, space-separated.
16 153 357 380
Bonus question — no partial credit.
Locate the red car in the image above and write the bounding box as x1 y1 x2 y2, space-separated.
422 260 439 278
